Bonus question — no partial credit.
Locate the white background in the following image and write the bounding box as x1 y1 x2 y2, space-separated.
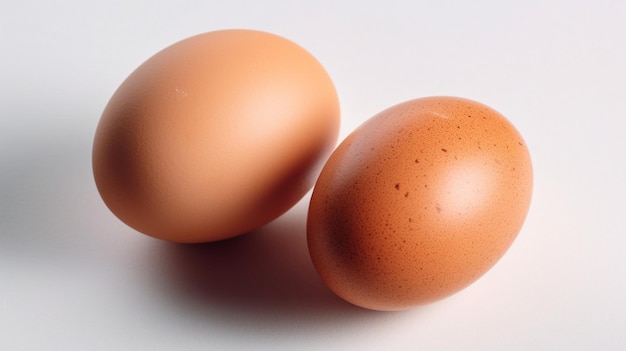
2 1 625 350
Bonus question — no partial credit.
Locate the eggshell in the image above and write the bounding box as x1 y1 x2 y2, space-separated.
307 96 532 311
93 29 339 243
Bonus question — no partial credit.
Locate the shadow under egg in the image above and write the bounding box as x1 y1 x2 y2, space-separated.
153 211 381 329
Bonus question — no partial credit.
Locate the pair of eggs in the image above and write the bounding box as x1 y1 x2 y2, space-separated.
92 29 533 311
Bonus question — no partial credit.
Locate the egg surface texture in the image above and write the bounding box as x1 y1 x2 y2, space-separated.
307 96 532 311
93 29 339 243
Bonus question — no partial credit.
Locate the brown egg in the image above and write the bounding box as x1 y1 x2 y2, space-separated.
93 29 339 243
307 96 532 311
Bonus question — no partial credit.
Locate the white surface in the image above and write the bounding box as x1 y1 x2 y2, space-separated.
2 1 625 350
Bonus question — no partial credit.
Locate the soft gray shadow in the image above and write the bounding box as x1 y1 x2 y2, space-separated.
153 212 389 333
0 129 108 260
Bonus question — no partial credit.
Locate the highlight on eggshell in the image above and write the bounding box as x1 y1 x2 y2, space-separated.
92 29 340 243
307 96 533 311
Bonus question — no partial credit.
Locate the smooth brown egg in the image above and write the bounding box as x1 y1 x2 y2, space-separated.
307 96 532 311
93 29 339 243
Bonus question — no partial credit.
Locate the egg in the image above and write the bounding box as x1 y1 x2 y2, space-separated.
93 29 340 243
307 96 532 311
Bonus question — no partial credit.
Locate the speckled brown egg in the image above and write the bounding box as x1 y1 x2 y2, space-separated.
307 96 533 311
93 29 339 243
